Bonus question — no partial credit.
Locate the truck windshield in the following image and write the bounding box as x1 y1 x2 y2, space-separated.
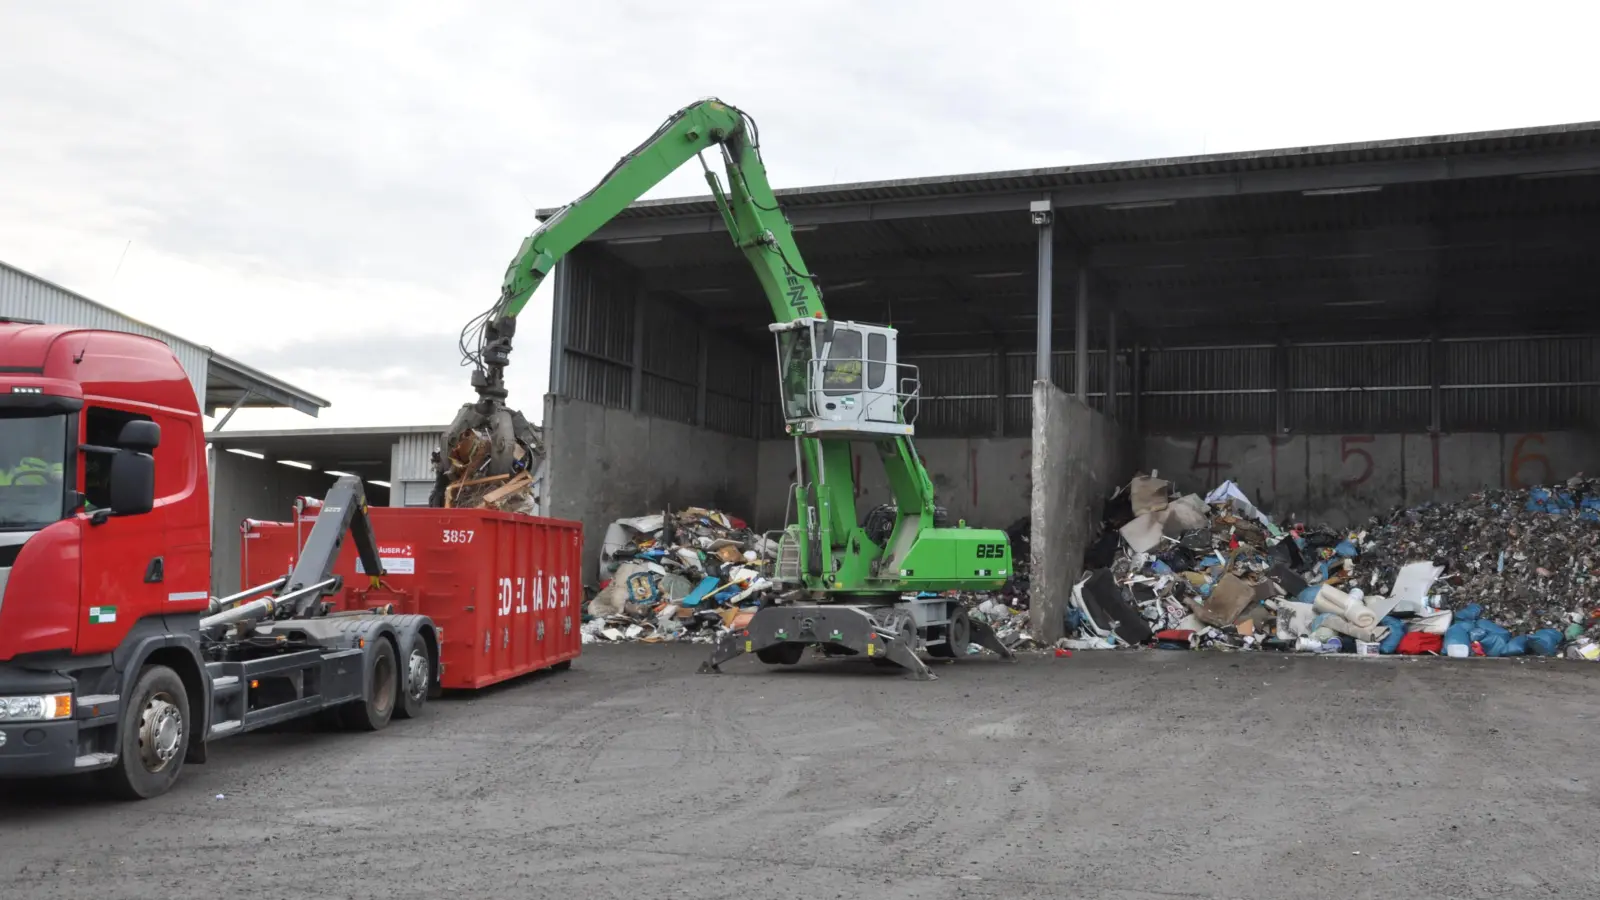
0 411 70 530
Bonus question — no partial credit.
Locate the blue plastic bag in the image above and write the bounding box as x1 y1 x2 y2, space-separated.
1443 620 1476 656
1492 634 1527 657
1476 620 1511 640
1526 488 1576 514
1582 497 1600 523
1378 616 1406 654
1526 629 1564 657
1335 540 1358 558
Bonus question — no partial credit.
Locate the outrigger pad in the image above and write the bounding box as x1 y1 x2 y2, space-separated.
698 604 936 681
967 615 1018 661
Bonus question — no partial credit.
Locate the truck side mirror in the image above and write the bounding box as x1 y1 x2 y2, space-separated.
108 449 156 516
117 419 161 452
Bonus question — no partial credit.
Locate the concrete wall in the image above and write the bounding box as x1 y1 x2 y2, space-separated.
752 437 1033 533
1031 382 1136 645
209 450 346 596
1144 430 1600 528
544 394 760 587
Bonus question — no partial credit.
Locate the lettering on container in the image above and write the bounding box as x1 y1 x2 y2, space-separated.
355 544 415 575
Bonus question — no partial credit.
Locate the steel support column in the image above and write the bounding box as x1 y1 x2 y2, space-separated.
1031 200 1054 384
695 326 710 427
994 343 1007 437
1429 331 1443 432
1105 309 1118 418
1275 337 1290 435
549 259 571 397
630 287 647 414
1130 342 1143 436
1075 267 1089 401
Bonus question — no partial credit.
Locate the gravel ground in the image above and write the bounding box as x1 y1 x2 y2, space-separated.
3 646 1599 899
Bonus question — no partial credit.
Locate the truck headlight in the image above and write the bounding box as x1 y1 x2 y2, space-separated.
0 694 72 722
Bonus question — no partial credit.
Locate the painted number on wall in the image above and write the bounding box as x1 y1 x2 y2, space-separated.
1190 436 1231 484
1341 435 1375 487
1509 433 1550 489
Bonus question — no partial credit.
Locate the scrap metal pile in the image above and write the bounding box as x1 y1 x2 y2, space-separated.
1058 473 1600 659
438 425 544 513
583 507 778 643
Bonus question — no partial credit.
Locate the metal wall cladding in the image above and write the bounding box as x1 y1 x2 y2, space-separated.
560 251 635 410
639 297 700 424
559 252 777 437
1138 335 1600 435
390 432 438 482
240 508 583 690
1442 335 1600 431
0 261 210 408
1289 340 1430 432
904 353 999 437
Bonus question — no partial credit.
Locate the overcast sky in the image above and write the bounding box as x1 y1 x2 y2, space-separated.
3 1 1596 431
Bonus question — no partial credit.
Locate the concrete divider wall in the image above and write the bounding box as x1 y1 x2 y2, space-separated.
1031 382 1137 645
1144 430 1600 528
544 395 760 587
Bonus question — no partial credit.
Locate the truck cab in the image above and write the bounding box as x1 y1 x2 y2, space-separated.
0 320 213 780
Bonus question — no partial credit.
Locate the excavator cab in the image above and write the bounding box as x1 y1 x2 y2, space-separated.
769 318 919 439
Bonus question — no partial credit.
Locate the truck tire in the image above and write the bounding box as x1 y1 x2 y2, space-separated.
394 636 431 720
342 637 398 732
104 664 189 801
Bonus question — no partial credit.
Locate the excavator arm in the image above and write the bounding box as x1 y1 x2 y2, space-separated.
431 98 826 504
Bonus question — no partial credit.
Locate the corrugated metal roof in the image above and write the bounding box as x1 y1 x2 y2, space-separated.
537 120 1600 220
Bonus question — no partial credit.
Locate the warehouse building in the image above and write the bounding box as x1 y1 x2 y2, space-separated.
536 120 1600 641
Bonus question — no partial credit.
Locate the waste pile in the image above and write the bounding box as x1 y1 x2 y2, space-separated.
1055 472 1600 660
960 516 1039 650
582 507 778 643
437 425 543 514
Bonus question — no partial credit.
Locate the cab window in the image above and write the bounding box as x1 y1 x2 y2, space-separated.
83 407 153 511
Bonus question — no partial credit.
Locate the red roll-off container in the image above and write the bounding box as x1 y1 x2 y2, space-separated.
240 508 583 689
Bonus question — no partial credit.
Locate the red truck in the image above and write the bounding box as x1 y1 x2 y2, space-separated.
0 319 441 799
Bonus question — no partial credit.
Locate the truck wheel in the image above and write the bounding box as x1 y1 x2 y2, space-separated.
394 637 431 720
104 665 189 801
343 638 398 732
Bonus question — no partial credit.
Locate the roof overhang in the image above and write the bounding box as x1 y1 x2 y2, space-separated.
206 352 330 419
539 120 1600 238
205 425 448 484
536 119 1600 346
